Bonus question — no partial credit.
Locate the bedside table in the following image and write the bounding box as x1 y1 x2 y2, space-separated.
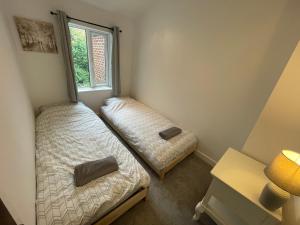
193 148 282 225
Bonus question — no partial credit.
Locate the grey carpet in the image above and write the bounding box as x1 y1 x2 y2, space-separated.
112 153 216 225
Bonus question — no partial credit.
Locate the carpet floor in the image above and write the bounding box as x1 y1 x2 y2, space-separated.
111 152 216 225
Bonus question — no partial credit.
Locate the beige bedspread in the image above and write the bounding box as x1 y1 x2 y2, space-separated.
101 97 198 172
35 103 150 225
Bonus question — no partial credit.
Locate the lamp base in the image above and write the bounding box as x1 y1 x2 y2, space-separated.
259 182 290 211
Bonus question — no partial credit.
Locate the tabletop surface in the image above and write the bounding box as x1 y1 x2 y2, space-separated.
211 148 282 221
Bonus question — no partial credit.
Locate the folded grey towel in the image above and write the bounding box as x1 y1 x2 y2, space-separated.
159 127 182 140
74 156 118 187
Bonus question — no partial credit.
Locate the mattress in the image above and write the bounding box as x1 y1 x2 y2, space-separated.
100 97 198 172
35 103 150 225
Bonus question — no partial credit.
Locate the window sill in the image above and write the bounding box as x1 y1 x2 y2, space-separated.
78 86 112 93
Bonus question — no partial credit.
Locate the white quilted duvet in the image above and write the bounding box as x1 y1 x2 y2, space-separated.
101 98 198 172
35 103 150 225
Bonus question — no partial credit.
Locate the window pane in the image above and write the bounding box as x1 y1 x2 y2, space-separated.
69 26 91 88
91 33 107 85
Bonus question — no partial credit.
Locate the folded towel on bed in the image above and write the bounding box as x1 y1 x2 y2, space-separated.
74 156 118 187
159 127 182 140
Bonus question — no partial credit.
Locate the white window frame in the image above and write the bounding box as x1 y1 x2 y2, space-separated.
69 21 113 91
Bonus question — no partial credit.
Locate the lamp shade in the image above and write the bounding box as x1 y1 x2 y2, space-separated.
265 150 300 196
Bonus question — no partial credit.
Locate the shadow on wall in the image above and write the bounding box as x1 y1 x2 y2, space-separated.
247 0 300 110
0 11 36 225
243 39 300 225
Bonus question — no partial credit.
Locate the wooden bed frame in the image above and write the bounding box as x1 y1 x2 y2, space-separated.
94 187 148 225
157 144 197 179
100 113 197 180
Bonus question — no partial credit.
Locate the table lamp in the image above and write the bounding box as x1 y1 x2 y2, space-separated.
259 150 300 211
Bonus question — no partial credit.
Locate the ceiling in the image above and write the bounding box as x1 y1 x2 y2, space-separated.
80 0 158 18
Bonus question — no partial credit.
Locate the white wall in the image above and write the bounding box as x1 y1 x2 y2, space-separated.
131 0 300 161
2 0 135 112
0 10 36 225
242 42 300 225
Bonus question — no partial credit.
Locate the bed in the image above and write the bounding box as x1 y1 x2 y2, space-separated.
100 97 198 179
35 103 150 225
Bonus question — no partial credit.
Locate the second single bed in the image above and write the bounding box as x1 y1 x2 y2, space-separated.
100 97 198 179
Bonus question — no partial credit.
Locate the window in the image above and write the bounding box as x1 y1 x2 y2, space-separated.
69 22 112 90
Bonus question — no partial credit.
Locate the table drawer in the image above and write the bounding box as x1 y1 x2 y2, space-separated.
210 179 278 225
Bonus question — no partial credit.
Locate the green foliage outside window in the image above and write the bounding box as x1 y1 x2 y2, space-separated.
70 26 90 88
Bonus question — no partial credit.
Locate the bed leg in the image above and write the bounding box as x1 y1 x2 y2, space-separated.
143 188 149 201
143 195 148 201
159 172 165 180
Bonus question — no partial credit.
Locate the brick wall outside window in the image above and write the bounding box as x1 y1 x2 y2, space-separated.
91 34 106 84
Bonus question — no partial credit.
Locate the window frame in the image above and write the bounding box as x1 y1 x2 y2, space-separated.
69 20 113 91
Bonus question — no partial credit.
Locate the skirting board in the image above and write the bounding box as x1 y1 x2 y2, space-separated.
194 150 217 167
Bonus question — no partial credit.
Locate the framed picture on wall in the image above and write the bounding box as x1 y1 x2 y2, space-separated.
14 16 58 53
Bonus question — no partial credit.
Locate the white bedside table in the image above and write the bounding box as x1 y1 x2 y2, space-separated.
193 148 282 225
